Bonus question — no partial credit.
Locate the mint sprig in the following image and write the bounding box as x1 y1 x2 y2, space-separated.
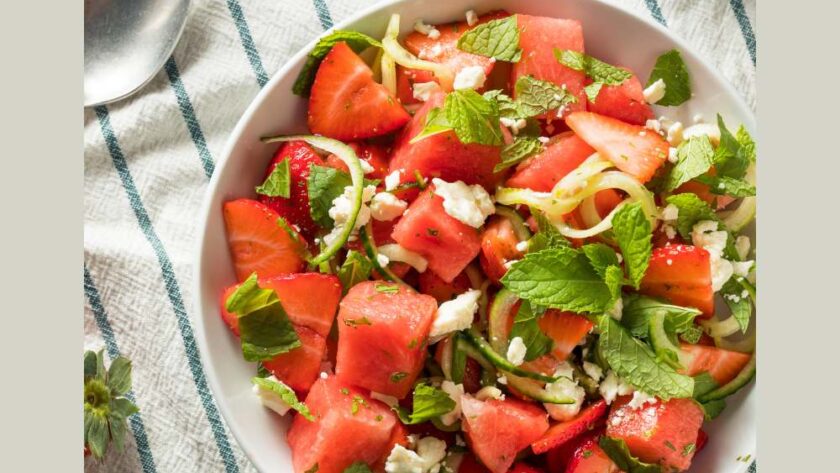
611 202 653 288
395 383 456 424
494 137 543 172
665 135 715 192
307 165 351 229
413 90 504 146
695 174 756 197
337 250 373 294
255 159 291 198
646 49 691 106
84 350 140 459
714 115 755 180
554 49 632 103
293 32 382 97
620 294 702 339
514 75 578 117
721 278 753 333
456 16 522 62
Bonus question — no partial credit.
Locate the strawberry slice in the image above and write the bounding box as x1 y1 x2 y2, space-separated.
223 199 306 281
564 436 622 473
532 401 608 455
678 343 752 385
480 216 525 283
259 140 323 237
538 311 594 361
640 244 714 316
566 111 669 183
586 70 654 126
309 41 410 140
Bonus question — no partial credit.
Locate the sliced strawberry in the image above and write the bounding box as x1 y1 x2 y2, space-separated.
260 273 342 337
262 325 326 392
324 142 390 180
640 245 714 316
219 284 241 336
586 71 654 126
695 429 709 454
480 216 525 283
564 436 622 473
538 311 594 361
223 199 306 281
259 141 323 237
507 132 595 192
678 343 752 386
419 270 472 303
532 401 608 455
309 42 410 141
566 111 669 183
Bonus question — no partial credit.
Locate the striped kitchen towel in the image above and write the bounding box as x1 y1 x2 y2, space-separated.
83 0 756 471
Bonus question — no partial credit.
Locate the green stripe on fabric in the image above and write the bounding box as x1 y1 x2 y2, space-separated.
644 0 668 26
84 265 158 473
312 0 334 30
93 105 241 473
164 57 215 179
226 0 270 87
728 0 756 66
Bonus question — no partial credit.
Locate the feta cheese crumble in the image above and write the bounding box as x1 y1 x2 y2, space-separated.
515 240 529 252
691 220 734 291
252 376 292 415
627 390 657 409
385 436 448 473
371 192 408 221
413 19 441 40
429 289 482 341
413 81 441 102
683 123 721 146
735 235 751 260
667 147 679 163
432 178 495 228
378 244 429 273
645 119 662 134
359 159 375 174
582 361 604 382
661 204 679 222
453 66 487 91
385 170 402 191
599 370 635 405
506 337 527 366
323 184 377 246
377 253 391 268
439 381 464 426
642 78 666 104
544 362 585 421
465 9 478 26
475 386 505 401
500 117 528 135
732 260 754 278
666 121 684 146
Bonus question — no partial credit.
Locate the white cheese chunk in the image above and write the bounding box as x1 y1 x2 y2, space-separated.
735 235 752 260
413 81 441 102
413 20 441 40
544 363 586 421
465 9 479 26
429 289 482 341
691 220 734 291
385 170 403 191
661 204 679 222
439 381 464 426
582 361 604 382
378 244 429 273
642 78 666 104
371 192 408 221
599 370 634 405
506 337 527 366
323 184 376 246
627 390 658 409
453 66 487 91
475 386 505 401
666 121 684 146
432 178 495 228
500 117 528 135
252 376 292 416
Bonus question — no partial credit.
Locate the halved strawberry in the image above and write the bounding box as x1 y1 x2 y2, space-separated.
586 71 654 126
309 42 410 140
532 401 608 455
640 244 714 316
259 140 323 237
566 111 669 183
480 216 525 283
223 199 306 281
219 285 241 336
538 311 594 361
564 436 622 473
678 343 752 386
324 142 390 180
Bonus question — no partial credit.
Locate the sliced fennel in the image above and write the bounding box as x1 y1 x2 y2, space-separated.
381 14 454 90
377 244 428 272
261 135 363 266
494 205 532 241
721 163 756 231
700 314 743 338
380 50 397 96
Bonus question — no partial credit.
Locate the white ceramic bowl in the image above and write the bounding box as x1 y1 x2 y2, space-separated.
194 1 756 471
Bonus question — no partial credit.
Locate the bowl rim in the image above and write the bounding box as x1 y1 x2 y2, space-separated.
192 1 756 471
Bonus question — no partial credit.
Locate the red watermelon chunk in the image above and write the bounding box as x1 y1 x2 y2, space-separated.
678 343 752 386
606 397 705 471
586 71 654 126
538 311 594 361
262 325 326 392
564 436 622 473
640 245 714 317
260 273 342 337
479 216 524 283
418 270 472 304
287 376 399 473
460 395 549 473
506 132 595 192
512 15 587 118
388 92 504 191
391 189 483 283
335 281 437 398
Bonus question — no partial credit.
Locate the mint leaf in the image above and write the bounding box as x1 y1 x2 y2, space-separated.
665 135 715 192
337 250 373 294
343 462 373 473
494 137 543 172
621 294 702 339
555 50 632 86
646 49 691 106
597 316 694 399
714 115 754 179
501 247 615 313
599 437 663 473
604 265 625 302
293 32 382 97
528 209 571 251
582 243 620 279
509 301 554 361
611 203 653 288
484 90 523 119
721 278 752 333
106 357 132 396
444 89 504 146
307 165 352 229
692 373 727 419
456 16 521 62
252 377 315 421
411 107 453 144
583 82 604 103
664 193 720 239
228 274 301 362
514 75 578 117
736 126 756 162
397 383 456 424
701 399 726 420
695 174 756 197
255 158 291 198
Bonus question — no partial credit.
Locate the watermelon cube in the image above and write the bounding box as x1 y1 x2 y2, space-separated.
391 189 483 283
586 71 654 126
460 395 549 473
606 397 704 471
287 376 399 473
512 15 587 118
640 245 714 316
388 92 504 191
335 281 437 398
262 325 326 392
506 132 595 192
564 436 622 473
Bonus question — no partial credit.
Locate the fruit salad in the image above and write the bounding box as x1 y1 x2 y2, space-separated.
218 9 756 473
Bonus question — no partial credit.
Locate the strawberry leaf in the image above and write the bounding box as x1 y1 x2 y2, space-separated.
107 357 132 396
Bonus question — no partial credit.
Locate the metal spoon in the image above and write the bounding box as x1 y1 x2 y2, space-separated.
84 0 191 107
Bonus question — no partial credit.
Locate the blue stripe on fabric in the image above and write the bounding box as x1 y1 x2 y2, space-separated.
84 265 158 473
226 0 270 87
94 105 240 473
644 0 668 27
728 0 756 66
164 57 215 179
312 0 334 30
